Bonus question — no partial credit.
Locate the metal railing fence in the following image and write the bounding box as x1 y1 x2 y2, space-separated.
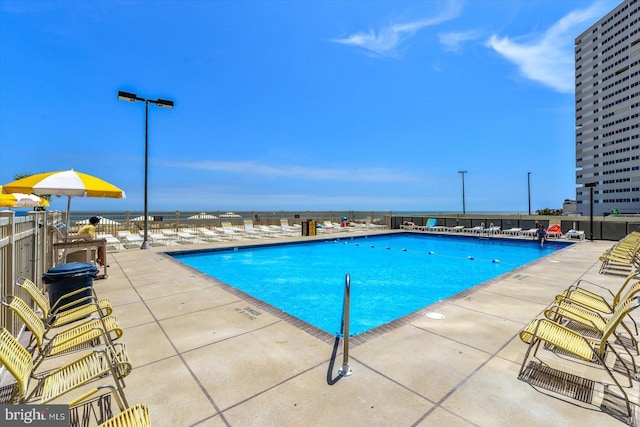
0 210 61 335
391 214 640 241
65 210 392 236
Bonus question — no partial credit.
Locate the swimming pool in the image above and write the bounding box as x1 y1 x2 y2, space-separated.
172 234 571 336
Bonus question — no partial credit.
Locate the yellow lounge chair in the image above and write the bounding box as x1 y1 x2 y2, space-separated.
2 295 123 368
600 257 639 275
518 297 640 417
601 244 640 261
99 403 150 427
554 273 640 335
555 271 639 313
17 277 113 328
69 385 149 427
0 328 130 407
544 297 639 355
599 234 640 273
599 248 640 273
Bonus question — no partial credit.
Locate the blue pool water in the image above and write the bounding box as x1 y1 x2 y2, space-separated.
172 234 571 336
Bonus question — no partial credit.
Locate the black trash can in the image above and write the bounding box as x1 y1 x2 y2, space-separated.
43 262 99 312
301 221 310 236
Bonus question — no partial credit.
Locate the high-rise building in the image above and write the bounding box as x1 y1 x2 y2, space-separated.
575 0 640 216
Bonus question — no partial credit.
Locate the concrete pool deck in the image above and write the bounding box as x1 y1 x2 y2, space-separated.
72 231 639 426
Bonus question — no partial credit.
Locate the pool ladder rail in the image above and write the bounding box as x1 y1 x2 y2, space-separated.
338 274 352 377
479 223 499 238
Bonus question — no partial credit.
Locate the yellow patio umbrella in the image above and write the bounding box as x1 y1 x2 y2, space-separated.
2 169 125 227
0 186 50 208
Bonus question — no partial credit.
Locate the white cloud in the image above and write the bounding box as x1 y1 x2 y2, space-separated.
486 3 611 93
159 159 416 183
439 30 481 53
332 1 462 58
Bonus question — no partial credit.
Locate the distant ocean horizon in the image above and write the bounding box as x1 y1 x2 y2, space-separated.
10 209 533 219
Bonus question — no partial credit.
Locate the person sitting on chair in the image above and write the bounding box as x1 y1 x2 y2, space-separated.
77 216 107 266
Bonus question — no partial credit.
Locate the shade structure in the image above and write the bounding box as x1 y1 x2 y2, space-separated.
2 170 125 233
220 211 241 218
131 215 154 222
0 186 49 208
188 212 218 219
2 169 126 198
75 217 120 225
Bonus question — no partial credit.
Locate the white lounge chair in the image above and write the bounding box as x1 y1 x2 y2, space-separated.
137 230 167 244
482 223 500 236
148 233 170 246
243 220 262 238
161 230 177 238
321 220 338 232
221 222 242 239
116 230 139 243
126 234 143 243
257 225 282 237
563 229 586 241
364 217 385 229
502 227 522 236
519 228 537 237
116 230 131 239
97 233 122 251
463 223 484 234
177 231 197 243
198 228 223 242
220 222 241 239
280 219 299 236
118 233 143 248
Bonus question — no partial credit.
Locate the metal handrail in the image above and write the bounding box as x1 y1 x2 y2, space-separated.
338 274 352 377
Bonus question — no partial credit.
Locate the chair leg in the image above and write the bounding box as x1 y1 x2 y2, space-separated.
630 314 638 336
608 335 637 383
518 336 542 378
519 327 632 418
593 344 632 417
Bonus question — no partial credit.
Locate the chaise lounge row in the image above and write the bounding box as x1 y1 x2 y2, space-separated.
402 219 587 240
517 258 640 419
599 232 640 274
100 219 308 249
0 276 149 426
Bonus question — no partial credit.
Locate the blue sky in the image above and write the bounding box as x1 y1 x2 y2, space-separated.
0 0 620 213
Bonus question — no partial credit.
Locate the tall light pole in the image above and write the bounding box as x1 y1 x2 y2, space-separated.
527 172 531 215
585 182 596 241
118 91 174 249
458 171 467 214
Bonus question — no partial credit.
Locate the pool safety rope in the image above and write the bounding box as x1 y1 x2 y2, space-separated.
327 238 512 266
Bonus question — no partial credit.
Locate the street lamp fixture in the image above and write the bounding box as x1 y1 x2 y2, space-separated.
458 171 467 215
118 90 174 249
118 91 174 108
527 172 531 215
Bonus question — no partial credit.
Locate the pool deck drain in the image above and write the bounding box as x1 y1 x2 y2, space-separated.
48 231 640 426
425 312 445 320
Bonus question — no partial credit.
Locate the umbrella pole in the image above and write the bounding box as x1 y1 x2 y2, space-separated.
66 196 71 238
